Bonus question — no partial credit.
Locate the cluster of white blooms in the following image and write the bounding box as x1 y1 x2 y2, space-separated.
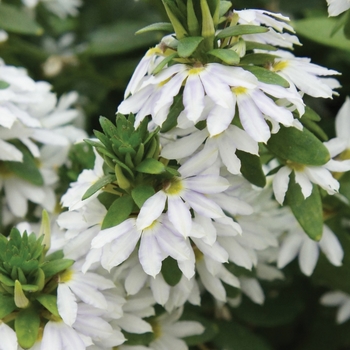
326 0 350 16
0 59 86 222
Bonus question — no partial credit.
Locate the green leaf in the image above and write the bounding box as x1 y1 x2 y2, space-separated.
0 294 16 318
294 17 350 52
131 185 155 209
245 41 277 51
242 65 290 88
152 52 179 75
0 273 15 287
82 174 116 200
136 22 174 35
236 151 266 188
101 195 134 230
3 143 43 186
177 36 204 58
219 1 232 17
40 259 74 279
36 294 59 317
123 330 155 346
240 53 278 65
0 3 43 35
208 48 240 64
15 307 40 349
266 125 330 166
21 284 39 292
216 24 268 39
161 94 184 133
300 118 328 142
161 256 182 286
302 106 321 122
286 174 323 241
0 80 9 89
344 9 350 39
136 158 166 174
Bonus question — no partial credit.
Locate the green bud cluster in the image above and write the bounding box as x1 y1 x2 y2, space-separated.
83 114 180 230
0 214 74 349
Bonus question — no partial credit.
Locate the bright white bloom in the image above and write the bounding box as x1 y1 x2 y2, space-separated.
320 291 350 323
327 0 350 16
57 261 115 326
148 307 204 350
0 30 8 43
278 224 344 276
236 9 301 48
89 214 193 278
270 50 340 98
273 138 350 204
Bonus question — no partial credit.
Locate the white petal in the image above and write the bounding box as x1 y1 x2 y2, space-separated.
118 313 153 334
150 273 171 306
318 225 344 266
0 139 23 161
277 233 303 268
139 231 163 277
136 191 167 230
183 73 205 122
335 96 350 141
298 238 319 276
240 278 264 304
167 196 192 237
0 322 17 350
272 166 292 204
294 170 313 198
57 283 77 326
184 174 229 194
337 300 350 323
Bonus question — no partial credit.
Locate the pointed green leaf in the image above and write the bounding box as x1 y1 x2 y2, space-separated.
161 0 188 39
161 256 182 286
152 52 179 75
136 158 166 174
161 94 184 133
242 65 290 88
302 106 321 122
3 143 43 186
36 294 59 317
236 151 266 188
344 9 350 39
0 273 15 286
21 284 39 292
82 174 116 200
266 125 330 166
101 195 134 230
208 48 240 64
177 36 204 58
300 118 328 141
0 3 43 35
131 185 155 209
219 1 232 17
136 22 174 35
187 0 200 36
216 25 268 39
40 259 74 279
240 53 278 65
286 174 323 241
245 41 277 51
0 80 9 89
0 294 16 318
15 307 40 349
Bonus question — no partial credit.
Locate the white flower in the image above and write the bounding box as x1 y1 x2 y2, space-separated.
270 50 340 98
90 215 193 278
278 224 344 276
23 0 83 18
57 261 115 326
236 9 301 49
272 138 350 205
320 291 350 323
148 307 204 350
327 0 350 16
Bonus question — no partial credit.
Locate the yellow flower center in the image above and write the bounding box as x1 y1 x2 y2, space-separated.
231 86 248 95
273 60 289 72
188 67 204 75
59 269 73 283
163 178 184 195
286 160 305 171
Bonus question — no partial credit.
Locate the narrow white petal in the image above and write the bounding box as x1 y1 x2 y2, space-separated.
337 301 350 323
298 238 319 276
335 96 350 141
240 278 265 304
167 196 192 237
277 233 303 268
318 225 344 266
183 73 205 122
0 322 17 350
150 273 171 306
304 167 339 195
272 166 292 204
166 321 204 337
139 231 163 277
57 283 77 326
294 170 313 199
125 264 148 295
0 139 23 161
118 313 153 334
192 237 228 263
184 174 229 194
136 191 167 230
